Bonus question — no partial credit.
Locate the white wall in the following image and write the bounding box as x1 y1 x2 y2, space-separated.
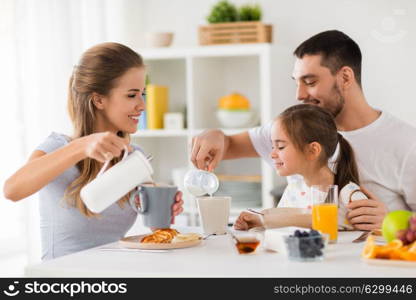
137 0 416 126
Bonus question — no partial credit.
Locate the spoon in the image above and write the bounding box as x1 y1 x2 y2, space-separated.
247 208 264 216
226 230 240 243
202 233 216 240
146 154 153 162
352 231 370 243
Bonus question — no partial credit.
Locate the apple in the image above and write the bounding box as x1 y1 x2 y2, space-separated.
382 210 413 242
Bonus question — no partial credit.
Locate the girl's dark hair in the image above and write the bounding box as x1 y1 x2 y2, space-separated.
278 104 360 189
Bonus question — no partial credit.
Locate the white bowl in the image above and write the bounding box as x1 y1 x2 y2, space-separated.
216 110 254 128
145 32 174 47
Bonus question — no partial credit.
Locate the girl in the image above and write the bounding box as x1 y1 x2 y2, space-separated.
4 42 184 260
234 104 366 230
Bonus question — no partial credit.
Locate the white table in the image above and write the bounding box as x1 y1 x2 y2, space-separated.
25 228 416 277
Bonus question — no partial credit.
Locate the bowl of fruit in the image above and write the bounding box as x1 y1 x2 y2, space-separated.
362 210 416 264
284 229 327 262
216 93 258 128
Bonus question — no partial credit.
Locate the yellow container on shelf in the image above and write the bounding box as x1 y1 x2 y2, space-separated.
146 84 168 129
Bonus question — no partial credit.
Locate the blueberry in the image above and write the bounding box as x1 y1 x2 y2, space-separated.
310 230 320 237
303 247 316 258
313 237 323 247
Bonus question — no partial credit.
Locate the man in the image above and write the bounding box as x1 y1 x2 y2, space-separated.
191 30 416 231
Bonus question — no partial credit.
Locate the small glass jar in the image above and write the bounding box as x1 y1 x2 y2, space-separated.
231 231 262 255
183 169 219 197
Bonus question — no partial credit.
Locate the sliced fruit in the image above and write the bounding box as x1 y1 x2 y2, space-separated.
389 249 404 260
408 241 416 253
400 252 416 261
362 236 378 259
376 240 403 259
386 239 403 249
364 235 416 261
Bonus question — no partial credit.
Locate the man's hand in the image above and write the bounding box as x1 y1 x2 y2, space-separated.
346 186 387 231
234 211 262 231
191 130 227 172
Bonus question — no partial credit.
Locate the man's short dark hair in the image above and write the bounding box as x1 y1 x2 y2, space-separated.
294 30 362 86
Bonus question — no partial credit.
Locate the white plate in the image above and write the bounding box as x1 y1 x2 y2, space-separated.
119 234 202 250
362 258 416 268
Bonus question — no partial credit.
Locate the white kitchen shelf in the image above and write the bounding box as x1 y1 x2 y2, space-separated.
139 43 271 60
193 128 255 136
133 128 252 137
133 129 189 137
132 44 280 226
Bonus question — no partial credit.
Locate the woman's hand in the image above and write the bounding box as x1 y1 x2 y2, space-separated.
234 211 262 231
79 131 132 163
171 191 184 224
134 190 184 225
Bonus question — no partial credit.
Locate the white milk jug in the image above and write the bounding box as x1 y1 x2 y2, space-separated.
183 169 219 197
81 147 154 213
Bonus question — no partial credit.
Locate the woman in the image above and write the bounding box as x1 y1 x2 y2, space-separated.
4 42 184 259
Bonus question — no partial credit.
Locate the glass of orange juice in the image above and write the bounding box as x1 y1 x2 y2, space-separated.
311 185 338 243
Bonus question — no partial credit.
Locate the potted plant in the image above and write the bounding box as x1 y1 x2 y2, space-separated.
238 4 262 22
206 0 238 23
199 1 272 45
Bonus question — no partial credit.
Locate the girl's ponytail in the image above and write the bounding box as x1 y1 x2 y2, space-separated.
334 133 360 188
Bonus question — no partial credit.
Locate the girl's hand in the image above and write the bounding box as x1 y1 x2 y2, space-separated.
234 211 262 231
79 131 132 163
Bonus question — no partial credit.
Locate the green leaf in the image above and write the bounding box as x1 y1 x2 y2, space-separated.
238 4 262 21
207 0 238 23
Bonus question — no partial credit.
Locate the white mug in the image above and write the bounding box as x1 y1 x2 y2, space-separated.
197 196 231 235
81 147 154 213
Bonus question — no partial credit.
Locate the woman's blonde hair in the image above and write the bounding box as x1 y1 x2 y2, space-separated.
66 42 144 217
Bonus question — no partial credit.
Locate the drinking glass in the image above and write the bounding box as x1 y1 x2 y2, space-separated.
311 185 338 243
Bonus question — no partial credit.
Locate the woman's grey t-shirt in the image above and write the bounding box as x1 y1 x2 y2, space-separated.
36 132 138 260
